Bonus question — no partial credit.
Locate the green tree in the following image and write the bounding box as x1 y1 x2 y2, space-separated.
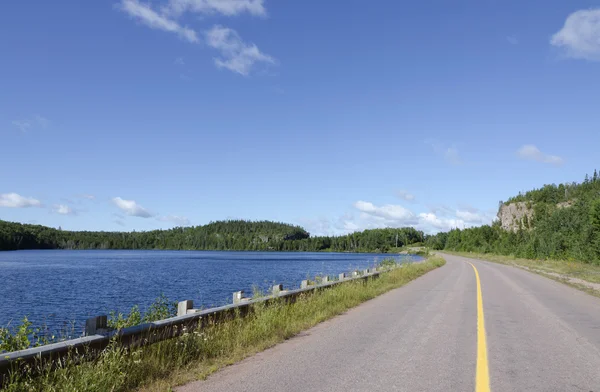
590 199 600 257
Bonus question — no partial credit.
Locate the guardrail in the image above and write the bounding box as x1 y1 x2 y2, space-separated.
0 264 401 382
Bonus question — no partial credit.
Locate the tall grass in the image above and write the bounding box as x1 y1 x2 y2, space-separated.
2 257 445 392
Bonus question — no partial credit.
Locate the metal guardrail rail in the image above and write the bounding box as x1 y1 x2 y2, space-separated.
0 264 400 381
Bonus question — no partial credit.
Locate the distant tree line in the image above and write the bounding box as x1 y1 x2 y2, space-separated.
0 219 424 253
425 171 600 264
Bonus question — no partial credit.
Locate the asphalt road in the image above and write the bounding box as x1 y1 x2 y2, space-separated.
178 254 600 392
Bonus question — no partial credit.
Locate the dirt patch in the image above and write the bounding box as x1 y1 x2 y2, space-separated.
519 266 600 294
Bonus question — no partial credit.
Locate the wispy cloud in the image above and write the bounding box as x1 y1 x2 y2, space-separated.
517 145 564 166
298 213 358 237
34 115 50 128
0 193 42 208
119 0 199 43
158 215 191 226
418 213 466 232
53 204 77 216
205 25 275 76
551 8 600 61
444 147 461 165
354 201 417 222
112 197 154 218
455 209 486 224
80 194 96 200
344 200 494 234
425 139 462 165
12 115 50 133
12 120 31 133
164 0 266 17
118 1 274 75
396 190 416 202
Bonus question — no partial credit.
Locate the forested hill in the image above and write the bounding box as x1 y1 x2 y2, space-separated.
426 170 600 264
0 219 424 253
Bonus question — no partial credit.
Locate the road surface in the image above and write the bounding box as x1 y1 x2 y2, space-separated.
178 254 600 392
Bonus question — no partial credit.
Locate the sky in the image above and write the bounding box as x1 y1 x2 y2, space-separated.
2 0 600 235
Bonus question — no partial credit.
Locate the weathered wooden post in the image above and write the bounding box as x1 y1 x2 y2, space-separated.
300 280 309 289
321 276 329 284
352 271 359 278
339 272 347 280
177 300 194 316
85 315 108 336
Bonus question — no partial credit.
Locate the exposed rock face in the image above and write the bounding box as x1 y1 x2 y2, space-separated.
498 202 534 232
557 200 575 209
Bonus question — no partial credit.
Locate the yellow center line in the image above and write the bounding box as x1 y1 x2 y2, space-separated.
468 262 491 392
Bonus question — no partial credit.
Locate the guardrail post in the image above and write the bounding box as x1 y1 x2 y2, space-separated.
301 280 309 289
352 271 359 278
272 284 284 296
85 315 108 336
178 300 194 316
322 276 329 283
363 269 369 275
233 291 247 304
339 272 347 280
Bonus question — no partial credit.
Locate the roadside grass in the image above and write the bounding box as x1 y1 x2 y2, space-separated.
2 257 445 392
441 250 600 296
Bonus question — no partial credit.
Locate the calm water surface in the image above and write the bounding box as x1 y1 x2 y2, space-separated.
0 250 421 333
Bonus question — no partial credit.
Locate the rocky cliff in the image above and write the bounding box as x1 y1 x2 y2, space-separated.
498 202 533 232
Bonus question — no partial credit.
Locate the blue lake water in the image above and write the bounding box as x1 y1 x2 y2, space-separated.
0 250 422 334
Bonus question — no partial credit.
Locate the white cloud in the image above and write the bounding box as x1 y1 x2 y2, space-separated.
354 201 416 222
427 205 454 217
418 213 466 232
0 193 42 208
298 213 357 236
455 210 487 224
12 120 31 133
343 220 360 232
53 204 76 216
118 1 273 76
444 147 461 165
396 190 416 202
205 25 275 76
158 215 191 226
12 115 50 133
298 217 331 237
507 35 519 45
517 145 564 165
165 0 266 17
119 0 199 43
81 194 96 200
112 197 154 218
551 8 600 61
344 200 494 234
34 115 50 128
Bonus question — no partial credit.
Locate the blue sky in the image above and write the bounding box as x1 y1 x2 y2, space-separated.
2 0 600 235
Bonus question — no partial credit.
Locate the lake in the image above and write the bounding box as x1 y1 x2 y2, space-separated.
0 250 422 334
